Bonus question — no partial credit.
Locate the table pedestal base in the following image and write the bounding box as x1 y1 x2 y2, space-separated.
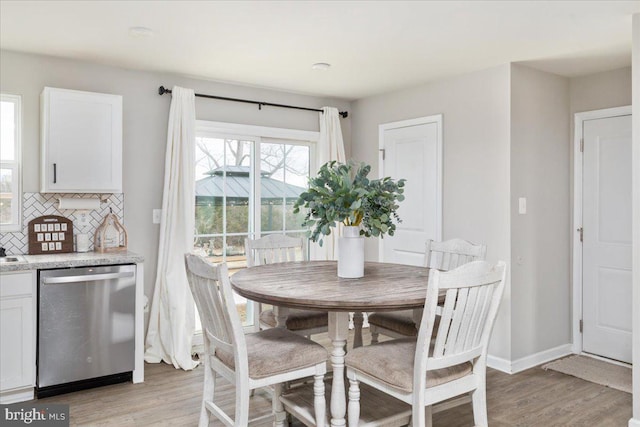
328 312 349 426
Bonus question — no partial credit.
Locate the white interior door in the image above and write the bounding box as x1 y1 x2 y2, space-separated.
582 113 632 364
379 116 442 265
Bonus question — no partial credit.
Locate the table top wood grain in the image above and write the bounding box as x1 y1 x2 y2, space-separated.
230 260 431 312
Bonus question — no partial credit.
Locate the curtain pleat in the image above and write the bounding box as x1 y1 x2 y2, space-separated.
144 86 198 370
312 106 346 261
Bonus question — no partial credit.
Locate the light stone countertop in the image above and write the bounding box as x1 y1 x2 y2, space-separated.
0 251 144 272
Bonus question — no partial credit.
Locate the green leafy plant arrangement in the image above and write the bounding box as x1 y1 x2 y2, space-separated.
293 161 406 246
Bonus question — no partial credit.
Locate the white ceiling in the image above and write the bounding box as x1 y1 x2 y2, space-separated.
1 1 638 100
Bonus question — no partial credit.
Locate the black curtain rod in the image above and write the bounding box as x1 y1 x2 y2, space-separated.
158 86 348 118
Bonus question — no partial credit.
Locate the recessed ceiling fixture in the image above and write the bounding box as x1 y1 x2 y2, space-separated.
128 27 154 38
311 62 331 70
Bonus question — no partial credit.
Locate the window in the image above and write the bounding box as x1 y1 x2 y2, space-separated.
0 94 21 232
193 121 318 331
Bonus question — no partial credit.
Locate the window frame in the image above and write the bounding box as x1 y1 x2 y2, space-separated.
196 120 319 243
193 120 318 337
0 93 22 232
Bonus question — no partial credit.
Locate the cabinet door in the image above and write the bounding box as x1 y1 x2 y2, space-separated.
0 296 33 391
41 87 122 193
0 271 35 394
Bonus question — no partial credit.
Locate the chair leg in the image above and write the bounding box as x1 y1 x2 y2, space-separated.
408 405 432 427
471 386 488 427
410 402 426 427
199 366 215 427
425 405 433 427
353 312 364 348
235 384 251 427
273 383 286 427
314 374 326 427
370 329 379 344
347 378 360 427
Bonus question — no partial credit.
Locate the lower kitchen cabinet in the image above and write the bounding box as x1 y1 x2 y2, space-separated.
0 270 36 403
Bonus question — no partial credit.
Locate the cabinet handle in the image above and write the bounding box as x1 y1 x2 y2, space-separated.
53 163 57 183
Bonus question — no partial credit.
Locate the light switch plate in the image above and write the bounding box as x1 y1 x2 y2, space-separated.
518 197 527 214
152 209 162 224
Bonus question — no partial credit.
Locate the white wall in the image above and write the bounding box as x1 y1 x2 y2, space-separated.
0 50 351 331
630 14 640 427
566 65 636 422
510 64 571 360
350 65 513 361
569 68 632 321
351 62 630 368
570 67 632 114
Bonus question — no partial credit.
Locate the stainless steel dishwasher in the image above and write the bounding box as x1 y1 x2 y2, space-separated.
37 264 136 397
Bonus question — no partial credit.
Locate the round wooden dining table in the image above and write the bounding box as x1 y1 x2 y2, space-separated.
231 260 432 427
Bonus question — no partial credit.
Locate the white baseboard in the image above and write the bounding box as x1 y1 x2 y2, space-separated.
487 344 573 374
487 354 512 373
0 387 34 404
628 418 640 427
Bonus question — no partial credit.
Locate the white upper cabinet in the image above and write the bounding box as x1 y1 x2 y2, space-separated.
41 87 122 193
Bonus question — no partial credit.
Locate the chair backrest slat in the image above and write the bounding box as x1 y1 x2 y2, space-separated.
185 254 247 365
454 286 479 354
471 285 492 348
245 234 305 267
433 288 457 357
444 287 469 356
424 238 487 271
463 285 486 350
415 260 506 388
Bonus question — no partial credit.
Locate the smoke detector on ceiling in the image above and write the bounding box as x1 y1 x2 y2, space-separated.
129 27 154 38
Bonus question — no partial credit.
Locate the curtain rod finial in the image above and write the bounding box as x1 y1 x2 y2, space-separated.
340 111 349 118
158 86 172 95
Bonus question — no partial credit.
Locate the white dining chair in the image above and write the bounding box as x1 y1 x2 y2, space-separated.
245 234 329 337
346 260 506 427
368 238 487 344
185 254 328 427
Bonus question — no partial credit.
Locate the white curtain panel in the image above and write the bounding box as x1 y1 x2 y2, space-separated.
312 106 347 261
144 86 198 370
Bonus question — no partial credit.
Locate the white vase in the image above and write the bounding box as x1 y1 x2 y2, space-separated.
338 225 364 278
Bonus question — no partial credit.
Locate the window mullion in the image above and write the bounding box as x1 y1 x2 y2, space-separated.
282 145 287 233
222 139 227 262
252 138 261 239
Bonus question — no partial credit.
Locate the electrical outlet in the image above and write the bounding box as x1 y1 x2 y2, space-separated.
152 209 162 224
77 212 90 227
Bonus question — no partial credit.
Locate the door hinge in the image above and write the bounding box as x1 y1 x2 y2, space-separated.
579 319 583 333
379 148 385 160
580 138 584 152
577 227 583 242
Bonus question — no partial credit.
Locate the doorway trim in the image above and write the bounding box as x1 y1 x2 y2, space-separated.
377 115 443 261
572 105 632 355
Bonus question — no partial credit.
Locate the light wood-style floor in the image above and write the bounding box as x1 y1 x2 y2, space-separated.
38 330 632 426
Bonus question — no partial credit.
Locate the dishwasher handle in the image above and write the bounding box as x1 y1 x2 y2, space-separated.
42 271 134 285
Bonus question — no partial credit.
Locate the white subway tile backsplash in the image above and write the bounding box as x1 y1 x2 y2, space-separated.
0 193 124 254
